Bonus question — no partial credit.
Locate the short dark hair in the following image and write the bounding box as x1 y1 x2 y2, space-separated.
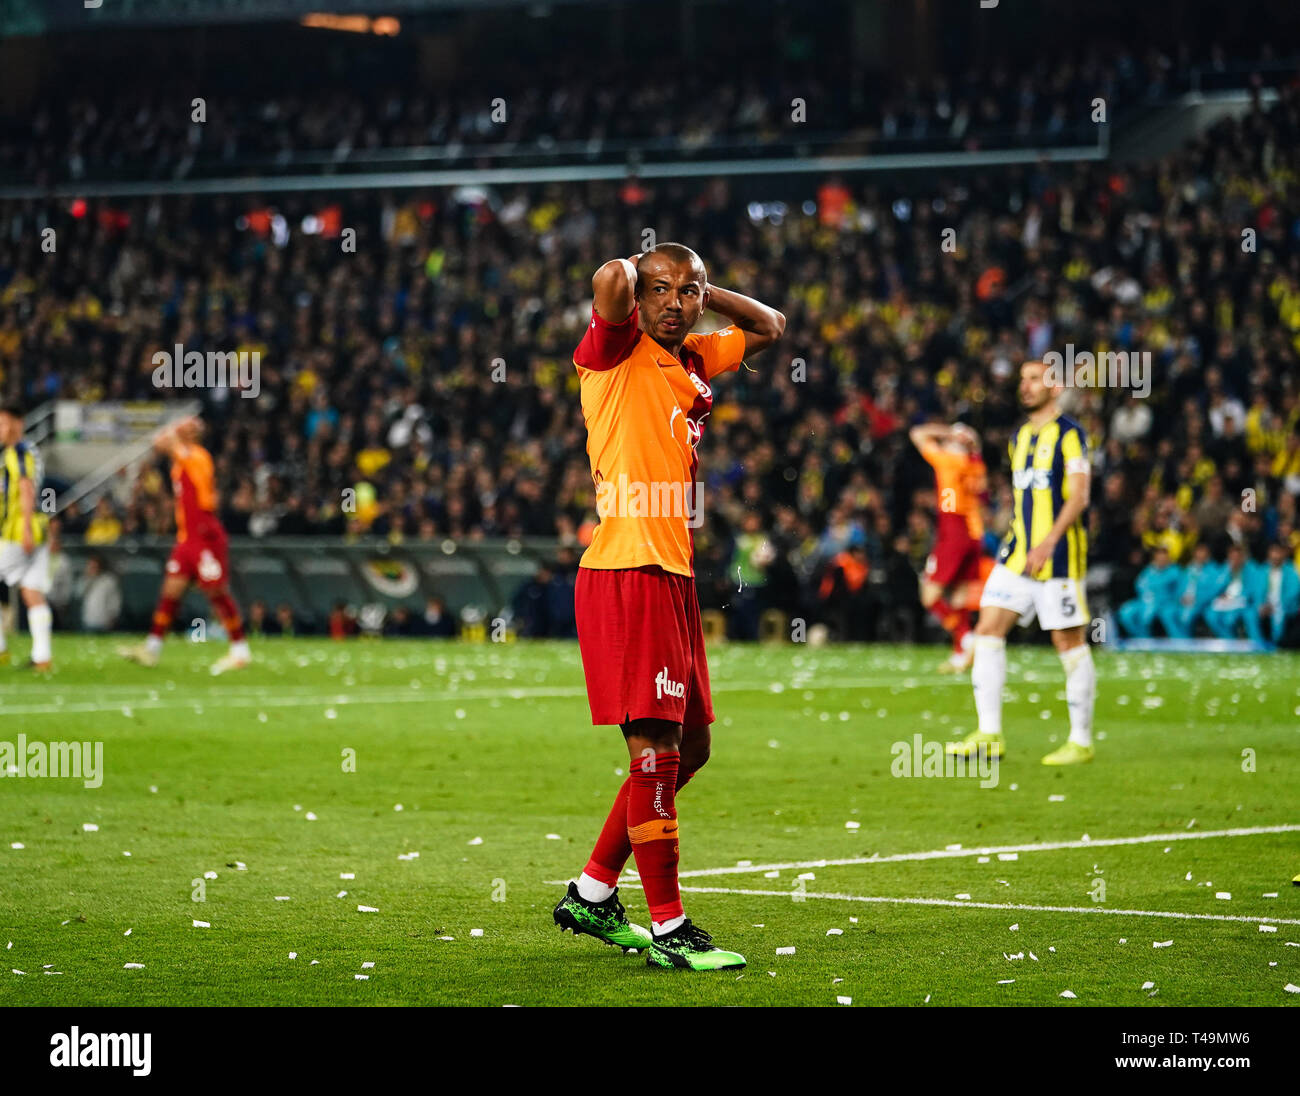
0 404 24 420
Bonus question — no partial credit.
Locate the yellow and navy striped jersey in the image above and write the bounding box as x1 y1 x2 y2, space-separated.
0 442 48 546
998 414 1089 579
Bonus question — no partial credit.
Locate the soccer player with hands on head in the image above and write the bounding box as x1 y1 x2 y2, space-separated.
553 243 784 970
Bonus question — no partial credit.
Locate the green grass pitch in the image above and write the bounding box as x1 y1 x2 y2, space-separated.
1 635 1298 1006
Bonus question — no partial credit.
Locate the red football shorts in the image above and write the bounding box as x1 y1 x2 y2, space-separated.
925 514 983 588
166 533 231 591
575 564 714 728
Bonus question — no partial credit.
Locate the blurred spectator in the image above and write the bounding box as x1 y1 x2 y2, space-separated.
76 555 122 632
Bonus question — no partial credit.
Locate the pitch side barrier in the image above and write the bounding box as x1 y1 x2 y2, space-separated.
53 536 559 635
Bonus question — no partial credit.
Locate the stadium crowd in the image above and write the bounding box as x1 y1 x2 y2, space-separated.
0 41 1259 187
2 78 1300 644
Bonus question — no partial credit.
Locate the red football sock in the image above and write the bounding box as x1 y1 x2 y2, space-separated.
149 595 179 639
930 597 970 651
208 591 246 643
627 751 682 924
583 777 632 888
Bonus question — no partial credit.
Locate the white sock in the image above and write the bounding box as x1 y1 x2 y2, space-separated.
27 603 52 664
653 915 686 937
145 634 163 656
576 873 615 904
230 639 251 661
971 635 1006 735
1060 643 1096 747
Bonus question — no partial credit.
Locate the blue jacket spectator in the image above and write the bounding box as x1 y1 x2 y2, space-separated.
1166 543 1222 639
1117 546 1183 638
1204 545 1266 643
1258 543 1300 646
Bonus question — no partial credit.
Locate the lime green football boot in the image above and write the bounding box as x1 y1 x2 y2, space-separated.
1041 742 1094 766
945 730 1005 760
645 920 746 971
553 882 652 952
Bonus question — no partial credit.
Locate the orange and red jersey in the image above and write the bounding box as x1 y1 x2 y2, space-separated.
573 304 746 577
171 442 223 543
919 441 987 542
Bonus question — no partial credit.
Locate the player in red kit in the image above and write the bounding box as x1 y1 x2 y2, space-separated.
119 416 251 675
910 422 989 673
551 243 785 971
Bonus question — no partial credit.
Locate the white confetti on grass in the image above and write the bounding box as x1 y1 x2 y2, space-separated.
470 929 484 938
845 821 860 830
776 946 796 956
340 872 355 880
826 929 843 936
336 891 348 898
1285 984 1300 994
203 871 217 880
836 995 852 1005
997 979 1015 985
545 834 561 840
361 961 375 969
1216 892 1231 900
467 836 483 846
305 812 317 821
1009 924 1019 931
357 905 378 913
1059 990 1077 999
10 843 23 850
1142 981 1155 990
124 963 145 970
123 929 131 936
192 920 210 928
997 853 1019 861
1048 795 1065 803
274 896 291 901
1153 940 1172 948
82 823 99 832
355 974 369 981
289 952 297 959
1259 925 1277 933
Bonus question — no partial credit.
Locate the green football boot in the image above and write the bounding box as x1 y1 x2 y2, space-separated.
945 730 1005 760
553 882 652 952
645 919 746 971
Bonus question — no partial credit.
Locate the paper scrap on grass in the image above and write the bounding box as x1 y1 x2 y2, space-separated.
124 963 145 969
340 872 355 880
1009 924 1019 932
776 946 796 956
845 821 860 830
289 952 297 959
545 834 561 840
1048 795 1065 803
438 936 454 942
361 961 374 968
1216 892 1231 900
467 837 483 846
337 891 348 898
470 929 484 938
1284 984 1300 994
82 823 99 832
1141 981 1154 990
1153 940 1172 948
275 896 291 901
797 872 816 881
203 871 217 880
193 920 210 928
836 996 852 1005
997 853 1018 861
357 905 378 913
764 871 780 879
124 929 131 936
977 856 990 864
826 929 843 936
9 843 23 850
397 852 419 861
997 980 1015 985
955 893 971 900
1059 990 1077 999
1259 925 1277 933
355 974 369 981
305 812 317 821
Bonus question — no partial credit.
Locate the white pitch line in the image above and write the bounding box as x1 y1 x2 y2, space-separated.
674 886 1300 926
663 824 1300 881
0 674 970 717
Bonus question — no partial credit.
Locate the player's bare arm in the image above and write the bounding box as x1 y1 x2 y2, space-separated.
591 255 640 322
1024 469 1090 576
909 423 953 450
702 283 785 357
